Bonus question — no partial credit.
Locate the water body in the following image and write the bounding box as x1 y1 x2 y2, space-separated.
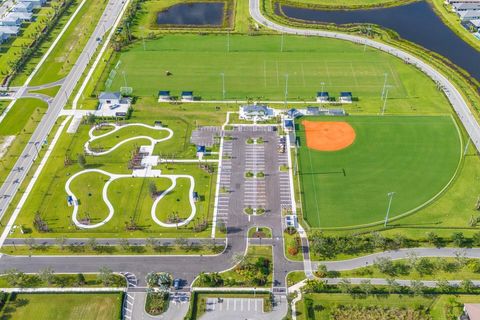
279 1 480 82
157 2 225 26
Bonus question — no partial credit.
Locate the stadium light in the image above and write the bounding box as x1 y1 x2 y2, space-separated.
321 82 325 94
220 72 225 100
381 86 392 116
227 32 230 52
384 192 395 227
122 71 128 88
281 33 284 52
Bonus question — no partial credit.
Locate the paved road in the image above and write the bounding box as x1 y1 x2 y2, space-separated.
249 0 480 152
0 0 127 220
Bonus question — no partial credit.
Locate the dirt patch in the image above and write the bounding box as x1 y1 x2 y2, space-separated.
0 135 15 159
302 120 355 151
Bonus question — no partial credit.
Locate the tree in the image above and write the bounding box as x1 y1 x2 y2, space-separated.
76 273 86 286
372 232 386 249
148 182 157 198
119 238 130 251
316 264 328 278
415 258 435 276
410 280 425 296
217 220 227 233
359 279 373 296
451 232 465 247
469 259 480 273
87 238 98 251
39 266 55 285
86 113 97 125
55 237 67 250
426 232 441 247
146 272 159 287
461 279 475 293
174 237 188 250
4 269 26 287
77 154 86 168
386 278 401 294
338 279 352 294
374 257 395 276
406 252 418 268
472 231 480 246
436 279 452 293
98 266 113 286
146 237 157 249
24 237 36 249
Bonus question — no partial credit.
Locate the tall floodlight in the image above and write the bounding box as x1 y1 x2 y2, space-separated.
381 73 388 100
464 138 471 156
141 27 146 51
281 33 284 52
321 81 325 94
220 72 225 100
384 192 395 227
284 74 289 106
381 87 390 116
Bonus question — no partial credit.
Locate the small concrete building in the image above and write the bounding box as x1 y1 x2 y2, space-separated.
339 92 353 103
239 104 274 121
283 119 294 131
460 10 480 21
96 92 131 117
157 90 171 102
306 106 319 115
0 15 21 26
316 91 329 103
181 91 194 102
12 2 33 12
286 108 302 118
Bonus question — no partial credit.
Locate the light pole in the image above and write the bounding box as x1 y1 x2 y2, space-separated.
381 73 388 100
321 81 325 94
227 32 230 52
220 72 225 100
384 192 395 227
284 74 289 106
280 33 284 52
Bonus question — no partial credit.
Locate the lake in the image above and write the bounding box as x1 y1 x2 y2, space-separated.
278 1 480 82
157 2 225 26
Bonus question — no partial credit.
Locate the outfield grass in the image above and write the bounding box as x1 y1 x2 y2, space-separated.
296 115 461 228
0 293 122 320
104 34 451 114
12 101 226 238
297 293 477 320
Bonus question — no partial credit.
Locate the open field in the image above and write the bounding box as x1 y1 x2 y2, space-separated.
103 34 451 114
10 100 226 238
297 293 479 320
0 293 122 320
296 115 461 228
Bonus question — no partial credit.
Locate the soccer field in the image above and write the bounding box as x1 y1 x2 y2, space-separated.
295 115 462 228
106 34 450 114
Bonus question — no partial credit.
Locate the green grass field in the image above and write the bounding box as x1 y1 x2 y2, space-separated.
0 293 122 320
296 115 461 228
12 100 227 238
105 34 451 114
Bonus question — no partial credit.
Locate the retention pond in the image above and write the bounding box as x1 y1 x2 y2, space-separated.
157 2 225 26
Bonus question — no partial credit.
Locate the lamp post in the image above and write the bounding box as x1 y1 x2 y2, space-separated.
381 73 388 100
220 72 225 100
284 74 289 106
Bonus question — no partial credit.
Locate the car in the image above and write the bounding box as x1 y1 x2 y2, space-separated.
173 278 180 290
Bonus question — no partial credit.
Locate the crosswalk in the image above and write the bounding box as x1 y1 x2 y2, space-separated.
121 272 137 320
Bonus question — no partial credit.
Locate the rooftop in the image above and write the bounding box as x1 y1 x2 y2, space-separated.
99 92 121 100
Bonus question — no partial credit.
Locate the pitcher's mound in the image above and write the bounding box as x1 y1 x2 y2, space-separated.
302 120 356 151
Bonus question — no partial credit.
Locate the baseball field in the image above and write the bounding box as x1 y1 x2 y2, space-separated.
295 115 462 228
